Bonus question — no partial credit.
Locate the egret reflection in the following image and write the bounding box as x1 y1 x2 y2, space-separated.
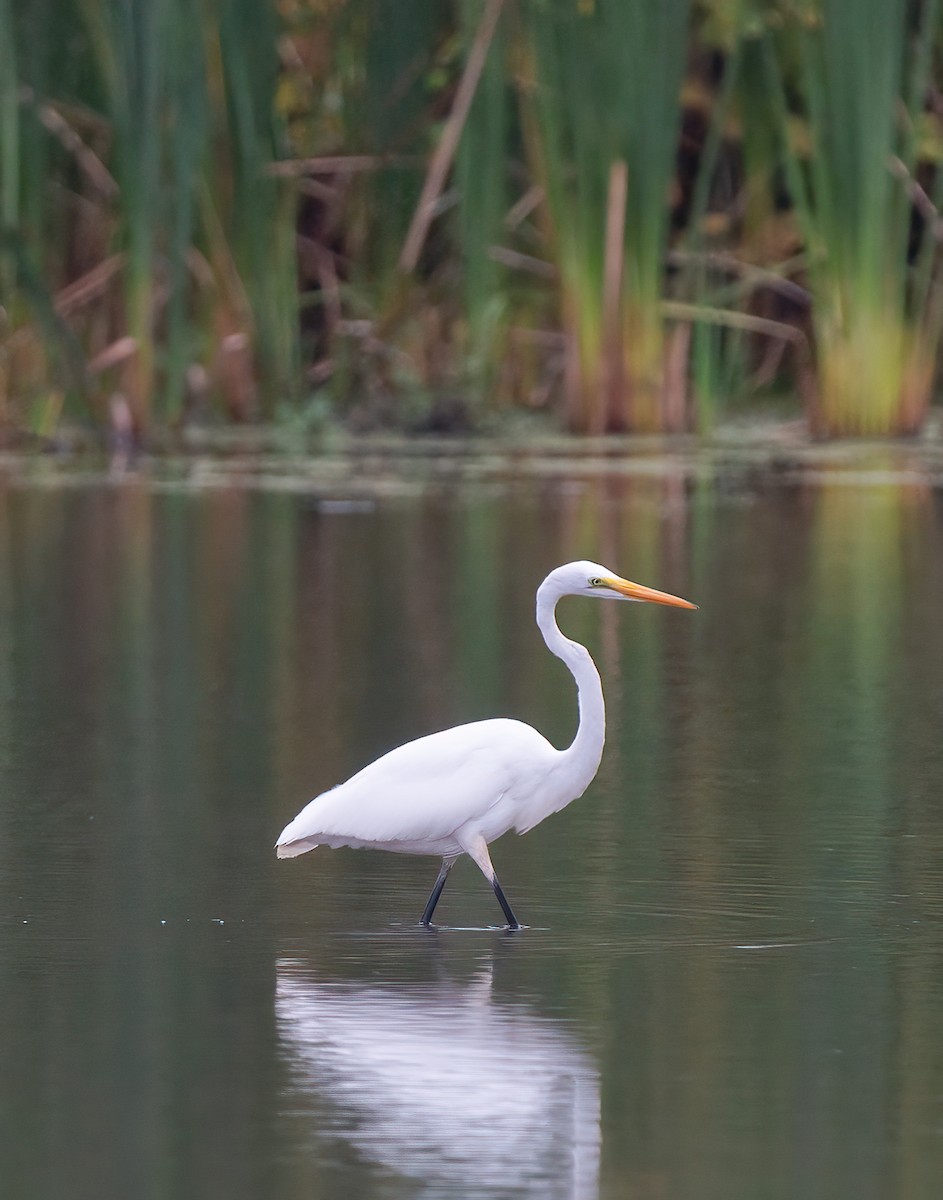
276 959 601 1198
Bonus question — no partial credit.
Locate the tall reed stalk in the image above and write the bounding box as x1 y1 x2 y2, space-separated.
453 0 509 401
215 0 300 414
0 0 18 296
526 0 691 432
349 1 443 289
0 0 18 424
768 0 942 436
82 0 168 430
1 0 88 427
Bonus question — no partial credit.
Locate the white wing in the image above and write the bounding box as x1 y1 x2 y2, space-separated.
276 718 558 856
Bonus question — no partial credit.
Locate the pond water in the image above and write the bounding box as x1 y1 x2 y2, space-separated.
1 454 942 1199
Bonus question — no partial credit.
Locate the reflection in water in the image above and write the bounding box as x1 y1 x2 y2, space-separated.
276 959 600 1198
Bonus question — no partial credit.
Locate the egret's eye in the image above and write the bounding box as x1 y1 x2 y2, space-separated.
590 577 603 587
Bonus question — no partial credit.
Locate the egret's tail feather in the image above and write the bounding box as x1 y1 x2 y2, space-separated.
275 837 319 859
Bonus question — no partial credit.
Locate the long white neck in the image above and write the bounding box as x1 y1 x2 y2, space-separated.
536 584 606 794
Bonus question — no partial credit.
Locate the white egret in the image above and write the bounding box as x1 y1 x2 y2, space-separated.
276 560 697 928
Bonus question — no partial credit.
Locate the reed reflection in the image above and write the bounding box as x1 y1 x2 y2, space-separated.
276 957 601 1199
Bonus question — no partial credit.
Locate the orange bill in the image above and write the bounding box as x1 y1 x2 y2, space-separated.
602 576 698 610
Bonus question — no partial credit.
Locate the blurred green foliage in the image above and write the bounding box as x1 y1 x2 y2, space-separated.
1 0 943 440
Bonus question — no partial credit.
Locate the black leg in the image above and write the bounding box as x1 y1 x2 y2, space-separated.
420 857 455 926
490 874 520 931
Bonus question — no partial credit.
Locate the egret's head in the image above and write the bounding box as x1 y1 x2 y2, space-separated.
543 560 698 610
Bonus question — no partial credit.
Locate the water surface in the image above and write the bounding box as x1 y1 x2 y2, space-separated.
1 460 942 1199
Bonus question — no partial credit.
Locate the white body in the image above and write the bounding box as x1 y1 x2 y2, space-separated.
276 561 609 864
276 717 590 858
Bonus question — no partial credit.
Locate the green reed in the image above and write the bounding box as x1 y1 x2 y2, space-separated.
768 0 942 435
526 0 691 432
1 0 299 436
4 0 943 441
0 0 18 298
453 0 510 402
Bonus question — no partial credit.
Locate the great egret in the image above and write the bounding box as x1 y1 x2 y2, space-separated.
276 560 697 928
